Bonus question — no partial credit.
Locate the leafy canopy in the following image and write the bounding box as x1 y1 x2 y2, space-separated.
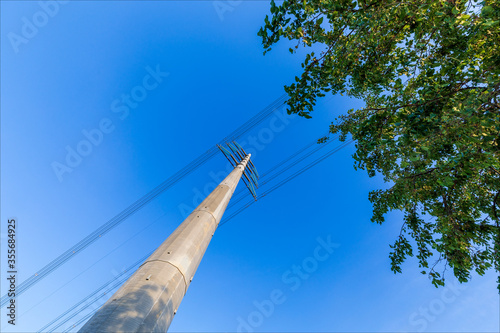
259 0 500 290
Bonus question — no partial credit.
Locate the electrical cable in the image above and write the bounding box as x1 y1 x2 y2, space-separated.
38 252 152 333
0 94 288 307
49 138 352 332
228 133 336 208
219 139 354 227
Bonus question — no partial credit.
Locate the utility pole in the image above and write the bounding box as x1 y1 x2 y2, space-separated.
79 150 256 333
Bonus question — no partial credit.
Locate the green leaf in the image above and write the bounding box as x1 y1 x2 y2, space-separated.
259 0 500 292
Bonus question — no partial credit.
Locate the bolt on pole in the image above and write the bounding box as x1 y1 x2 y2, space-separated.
79 154 252 333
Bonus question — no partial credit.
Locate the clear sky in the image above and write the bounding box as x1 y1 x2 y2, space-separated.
1 1 498 332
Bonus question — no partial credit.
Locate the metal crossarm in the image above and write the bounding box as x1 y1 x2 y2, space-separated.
231 141 259 188
233 141 260 180
249 172 259 187
227 142 244 161
217 145 238 167
218 142 259 200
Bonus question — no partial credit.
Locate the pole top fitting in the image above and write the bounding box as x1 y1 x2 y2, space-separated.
217 141 258 200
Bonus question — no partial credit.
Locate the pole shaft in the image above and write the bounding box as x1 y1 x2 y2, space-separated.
79 155 251 333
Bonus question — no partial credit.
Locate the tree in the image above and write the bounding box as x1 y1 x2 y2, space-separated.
258 0 500 290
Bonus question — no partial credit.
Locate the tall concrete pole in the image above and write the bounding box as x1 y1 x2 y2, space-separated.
79 154 252 333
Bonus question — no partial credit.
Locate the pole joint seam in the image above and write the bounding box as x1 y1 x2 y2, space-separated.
139 260 188 295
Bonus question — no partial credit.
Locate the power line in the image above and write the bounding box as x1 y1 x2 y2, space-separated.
62 310 96 333
228 131 331 203
228 133 336 208
219 139 354 227
48 138 352 332
38 252 152 333
0 94 289 308
15 210 167 332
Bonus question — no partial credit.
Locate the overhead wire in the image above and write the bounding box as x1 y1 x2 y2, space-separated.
228 131 330 202
0 94 289 307
37 252 152 333
62 310 97 333
228 132 336 208
46 137 353 332
219 139 354 227
10 209 167 330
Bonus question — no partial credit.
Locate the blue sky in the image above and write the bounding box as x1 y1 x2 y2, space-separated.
1 1 498 332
